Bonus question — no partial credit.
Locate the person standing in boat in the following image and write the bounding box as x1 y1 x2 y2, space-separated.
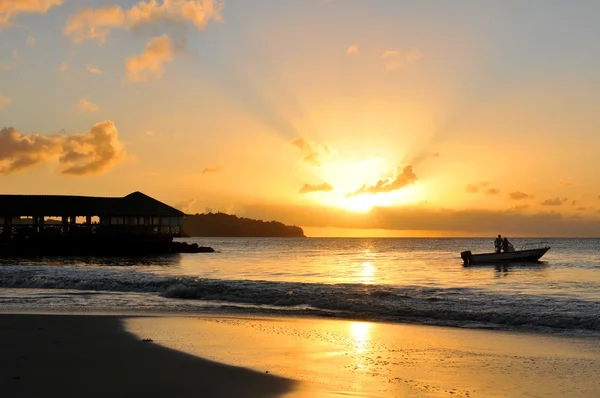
494 235 503 253
502 237 515 252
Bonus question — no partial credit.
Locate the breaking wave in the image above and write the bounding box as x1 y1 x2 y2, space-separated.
0 265 599 334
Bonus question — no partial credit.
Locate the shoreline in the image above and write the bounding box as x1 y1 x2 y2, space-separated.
1 312 599 397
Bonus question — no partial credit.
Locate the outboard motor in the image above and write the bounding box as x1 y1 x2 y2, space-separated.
460 250 472 266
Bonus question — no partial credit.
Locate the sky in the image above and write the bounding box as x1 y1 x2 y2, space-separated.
1 0 600 237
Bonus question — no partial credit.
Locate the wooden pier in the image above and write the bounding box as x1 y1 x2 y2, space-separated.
0 191 213 255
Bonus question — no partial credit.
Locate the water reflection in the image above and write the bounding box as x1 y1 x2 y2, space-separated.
350 321 372 355
0 254 182 267
360 261 375 284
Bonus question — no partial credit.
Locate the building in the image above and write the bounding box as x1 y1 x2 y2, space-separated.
0 192 187 255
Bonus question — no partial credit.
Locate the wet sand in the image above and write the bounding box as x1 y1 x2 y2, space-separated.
127 316 600 398
0 314 295 398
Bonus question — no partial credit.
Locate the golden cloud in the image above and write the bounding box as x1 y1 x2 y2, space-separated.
347 165 417 197
174 198 197 213
0 0 63 28
509 191 531 200
0 89 10 110
77 98 100 112
0 121 125 175
64 0 222 43
382 48 423 71
64 5 126 44
291 138 332 166
86 64 103 74
346 44 359 55
125 35 174 82
299 183 334 194
201 165 223 174
540 197 568 206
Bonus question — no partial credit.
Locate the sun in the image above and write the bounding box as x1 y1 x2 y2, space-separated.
339 195 378 212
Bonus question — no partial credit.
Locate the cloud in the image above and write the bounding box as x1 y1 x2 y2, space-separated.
126 0 224 29
58 61 68 73
465 182 488 193
382 49 423 71
64 5 126 44
346 44 358 55
299 182 334 194
540 197 568 206
174 198 197 213
86 64 103 74
0 90 10 110
126 35 174 82
0 0 63 28
347 165 417 197
26 32 36 45
405 50 423 63
485 188 501 195
291 138 332 166
0 121 124 175
201 165 223 174
242 202 600 237
77 98 100 112
509 191 530 200
64 0 222 44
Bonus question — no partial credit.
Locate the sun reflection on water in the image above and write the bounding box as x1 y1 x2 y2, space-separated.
350 321 372 355
360 261 376 284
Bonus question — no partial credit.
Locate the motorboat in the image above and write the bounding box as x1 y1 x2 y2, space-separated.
460 242 550 266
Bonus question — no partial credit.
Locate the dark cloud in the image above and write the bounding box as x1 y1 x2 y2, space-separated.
347 165 417 197
299 182 333 194
540 197 568 206
485 188 501 195
509 191 531 200
0 121 124 175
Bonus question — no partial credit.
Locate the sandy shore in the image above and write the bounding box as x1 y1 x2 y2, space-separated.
128 315 600 398
2 314 600 398
0 314 295 398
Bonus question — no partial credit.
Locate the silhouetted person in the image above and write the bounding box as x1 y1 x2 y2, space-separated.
502 237 514 252
494 235 503 253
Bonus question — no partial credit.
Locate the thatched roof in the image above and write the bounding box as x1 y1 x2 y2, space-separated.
0 192 184 217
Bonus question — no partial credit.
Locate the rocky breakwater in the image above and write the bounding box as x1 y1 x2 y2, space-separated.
171 241 215 253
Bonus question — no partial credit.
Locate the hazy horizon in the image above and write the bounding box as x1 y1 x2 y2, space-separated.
1 1 600 237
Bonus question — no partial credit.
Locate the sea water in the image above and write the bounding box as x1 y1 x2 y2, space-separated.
0 237 599 335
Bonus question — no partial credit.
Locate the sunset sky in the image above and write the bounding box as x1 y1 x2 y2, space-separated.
1 0 600 237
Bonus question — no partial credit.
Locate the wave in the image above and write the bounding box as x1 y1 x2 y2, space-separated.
0 266 599 333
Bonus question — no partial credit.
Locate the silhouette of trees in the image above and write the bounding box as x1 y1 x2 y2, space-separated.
182 213 305 237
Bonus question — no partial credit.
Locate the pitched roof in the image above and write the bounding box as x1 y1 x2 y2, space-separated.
0 191 184 217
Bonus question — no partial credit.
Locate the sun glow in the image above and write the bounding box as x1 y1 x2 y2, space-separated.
309 158 428 212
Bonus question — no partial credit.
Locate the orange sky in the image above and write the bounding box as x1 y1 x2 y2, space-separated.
1 1 600 237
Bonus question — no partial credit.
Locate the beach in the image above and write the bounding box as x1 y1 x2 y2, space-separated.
0 314 295 398
2 313 599 398
1 238 599 397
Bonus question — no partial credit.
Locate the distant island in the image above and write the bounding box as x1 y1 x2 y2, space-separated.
182 213 305 238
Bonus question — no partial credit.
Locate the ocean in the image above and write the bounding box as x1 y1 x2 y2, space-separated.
1 237 599 335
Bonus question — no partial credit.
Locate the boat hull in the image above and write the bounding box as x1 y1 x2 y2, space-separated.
461 247 550 265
